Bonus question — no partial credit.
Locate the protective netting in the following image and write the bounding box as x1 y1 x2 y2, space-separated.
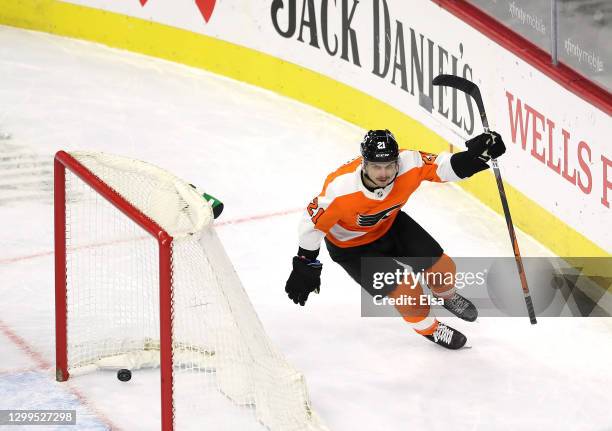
62 151 326 431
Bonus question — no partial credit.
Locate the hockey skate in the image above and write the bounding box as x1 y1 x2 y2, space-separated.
423 322 467 350
439 292 478 322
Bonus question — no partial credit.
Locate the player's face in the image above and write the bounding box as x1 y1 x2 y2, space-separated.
364 161 398 187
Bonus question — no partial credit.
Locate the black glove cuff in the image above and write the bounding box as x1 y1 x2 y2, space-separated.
297 247 320 260
450 151 490 179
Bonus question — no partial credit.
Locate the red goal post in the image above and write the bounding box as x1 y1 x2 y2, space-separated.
54 150 175 429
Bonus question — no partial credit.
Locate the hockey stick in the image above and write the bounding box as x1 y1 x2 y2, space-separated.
432 74 537 324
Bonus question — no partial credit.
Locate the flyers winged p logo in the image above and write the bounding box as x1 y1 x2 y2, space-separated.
140 0 217 23
357 204 401 227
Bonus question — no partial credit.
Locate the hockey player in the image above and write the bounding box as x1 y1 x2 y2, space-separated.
284 129 506 349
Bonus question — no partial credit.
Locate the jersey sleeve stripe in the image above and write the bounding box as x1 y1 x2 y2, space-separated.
434 152 462 182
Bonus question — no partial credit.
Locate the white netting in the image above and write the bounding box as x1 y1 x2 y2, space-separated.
62 151 326 431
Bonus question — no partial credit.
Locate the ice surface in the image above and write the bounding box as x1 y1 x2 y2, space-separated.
0 25 611 430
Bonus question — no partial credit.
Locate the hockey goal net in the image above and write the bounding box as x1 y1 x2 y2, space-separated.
54 150 326 431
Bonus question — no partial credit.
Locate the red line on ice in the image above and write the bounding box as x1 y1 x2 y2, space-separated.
0 320 52 370
0 207 302 265
0 319 123 430
63 382 124 431
215 207 302 226
0 250 55 265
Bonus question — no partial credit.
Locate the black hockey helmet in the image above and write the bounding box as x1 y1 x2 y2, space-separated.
360 129 399 163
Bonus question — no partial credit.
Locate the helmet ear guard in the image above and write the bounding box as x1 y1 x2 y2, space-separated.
360 129 399 163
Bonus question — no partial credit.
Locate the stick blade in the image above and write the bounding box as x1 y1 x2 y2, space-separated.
432 74 459 86
433 74 487 129
433 74 478 96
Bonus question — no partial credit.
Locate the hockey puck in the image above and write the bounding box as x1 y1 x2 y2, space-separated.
117 369 132 382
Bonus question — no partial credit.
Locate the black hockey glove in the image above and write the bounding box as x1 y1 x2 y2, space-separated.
285 256 322 306
450 131 506 178
466 131 506 161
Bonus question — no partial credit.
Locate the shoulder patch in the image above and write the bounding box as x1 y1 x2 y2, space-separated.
419 152 438 165
323 169 358 198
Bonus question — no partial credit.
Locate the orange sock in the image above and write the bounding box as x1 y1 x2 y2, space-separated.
387 278 438 335
424 254 457 299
